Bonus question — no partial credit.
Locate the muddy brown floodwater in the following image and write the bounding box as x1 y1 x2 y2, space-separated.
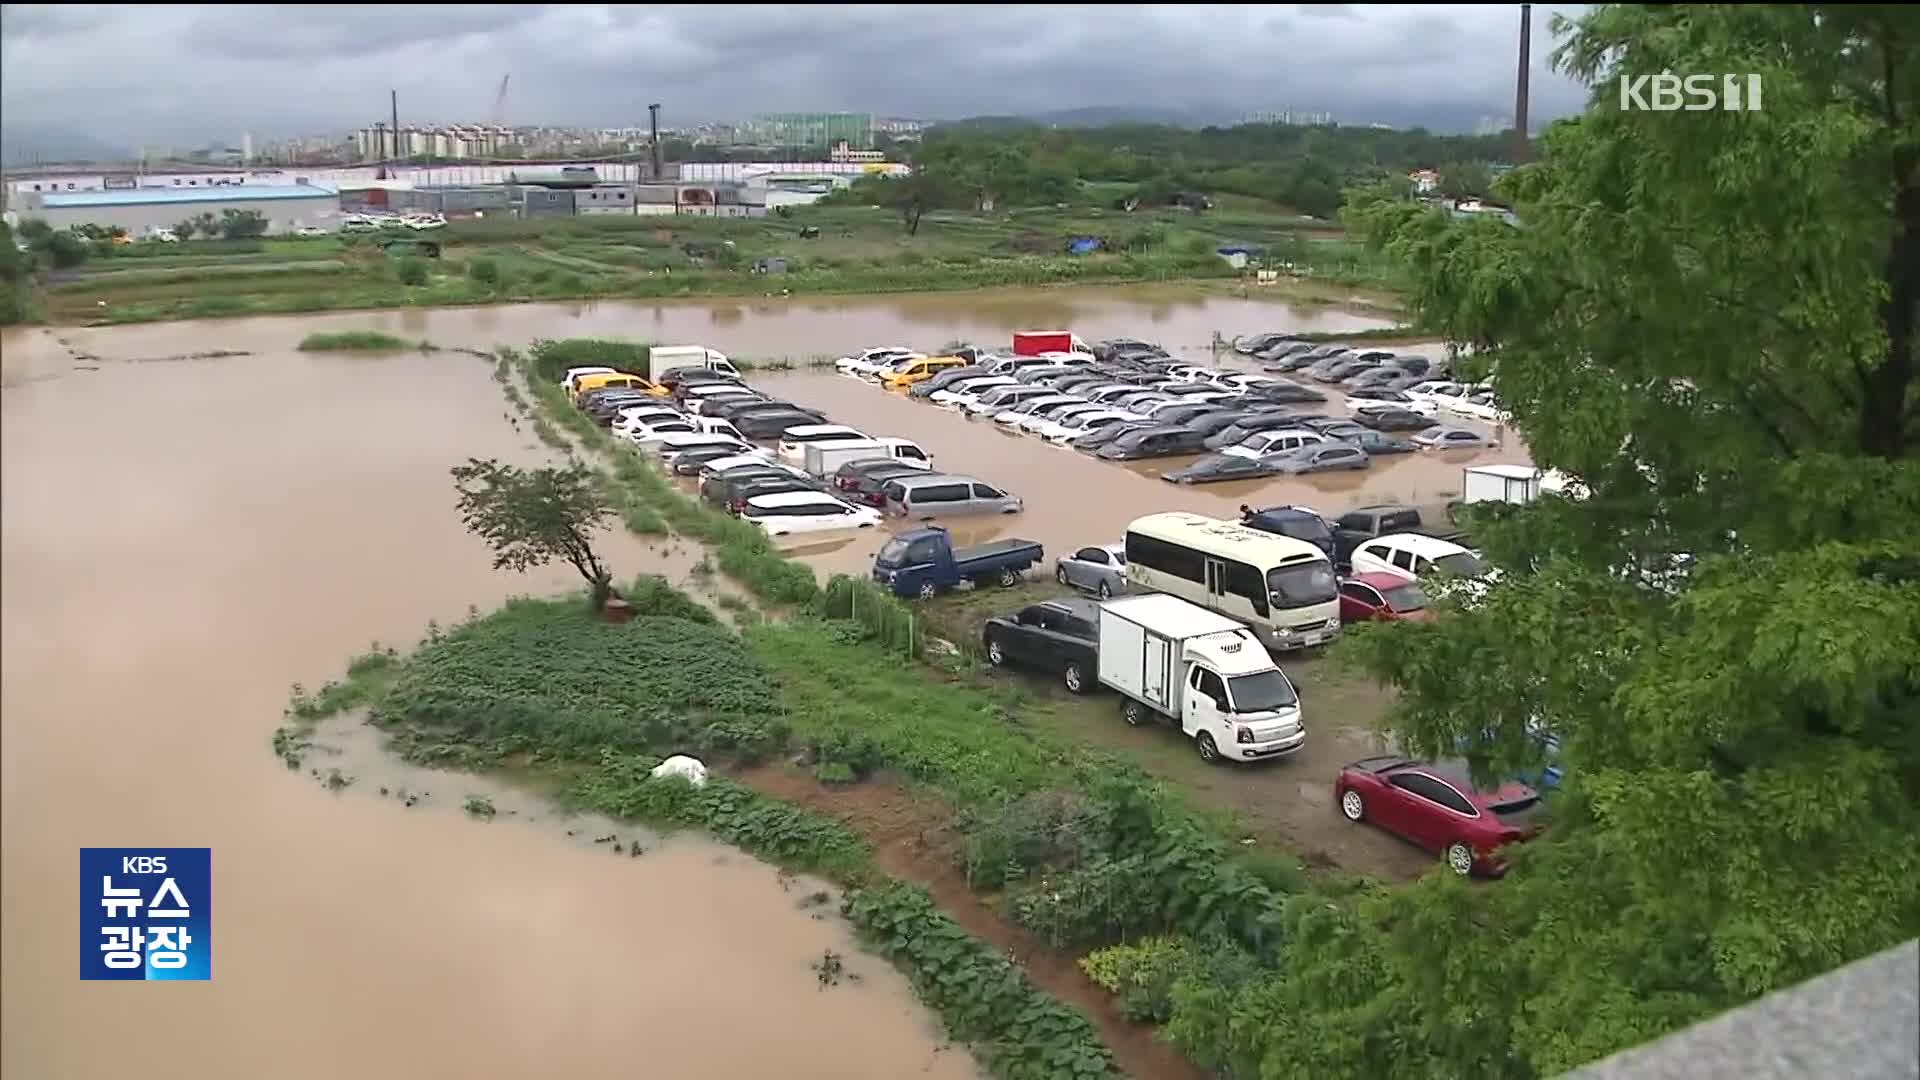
51 281 1394 363
1 331 979 1079
743 363 1534 580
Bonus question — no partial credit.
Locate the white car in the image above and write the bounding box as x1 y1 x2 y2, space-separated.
1349 532 1498 602
291 226 328 238
776 424 869 463
992 393 1082 425
836 347 919 377
1161 364 1217 383
1209 372 1280 394
622 417 699 446
700 454 793 479
403 213 447 230
652 433 754 459
1450 391 1507 423
1223 428 1328 460
740 490 883 536
933 376 1017 407
967 385 1054 417
1404 381 1462 408
611 406 685 434
1040 409 1141 444
1017 400 1104 434
560 366 618 395
1348 395 1438 417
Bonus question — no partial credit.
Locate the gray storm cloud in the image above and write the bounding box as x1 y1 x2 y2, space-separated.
1 3 1593 146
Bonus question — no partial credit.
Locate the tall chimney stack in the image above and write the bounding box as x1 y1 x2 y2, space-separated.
1514 4 1532 162
648 104 662 181
391 89 400 162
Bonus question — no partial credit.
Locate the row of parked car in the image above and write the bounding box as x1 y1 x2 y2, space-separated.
963 502 1547 879
1234 331 1512 426
834 337 1495 483
562 361 1029 537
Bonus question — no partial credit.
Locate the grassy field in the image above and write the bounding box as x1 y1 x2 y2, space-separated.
36 202 1406 325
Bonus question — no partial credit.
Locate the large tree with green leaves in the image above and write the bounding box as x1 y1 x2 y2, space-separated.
451 458 617 610
1323 5 1920 1075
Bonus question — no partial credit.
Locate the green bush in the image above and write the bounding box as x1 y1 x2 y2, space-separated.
1079 936 1194 1022
957 790 1108 890
297 330 424 352
528 338 650 384
818 574 920 656
394 257 429 286
466 257 501 286
619 574 717 623
844 883 1115 1079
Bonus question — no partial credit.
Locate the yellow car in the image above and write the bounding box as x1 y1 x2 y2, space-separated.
570 371 670 403
880 355 967 390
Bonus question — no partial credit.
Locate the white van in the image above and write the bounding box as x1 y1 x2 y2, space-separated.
1124 512 1341 651
1097 593 1306 763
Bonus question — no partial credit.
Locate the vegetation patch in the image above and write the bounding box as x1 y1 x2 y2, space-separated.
297 330 434 352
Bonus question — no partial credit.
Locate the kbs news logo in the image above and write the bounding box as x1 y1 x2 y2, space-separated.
80 848 212 980
1619 72 1764 112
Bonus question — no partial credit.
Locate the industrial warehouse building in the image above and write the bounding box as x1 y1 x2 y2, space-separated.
15 184 342 236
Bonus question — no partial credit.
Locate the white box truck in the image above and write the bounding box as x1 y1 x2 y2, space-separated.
801 438 934 478
647 345 741 382
1096 593 1307 764
1461 464 1541 506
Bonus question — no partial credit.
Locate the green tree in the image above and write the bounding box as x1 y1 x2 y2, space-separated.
1330 5 1920 1075
44 231 88 269
451 458 617 610
218 209 269 239
15 219 52 245
171 219 197 241
1434 160 1494 200
394 257 429 286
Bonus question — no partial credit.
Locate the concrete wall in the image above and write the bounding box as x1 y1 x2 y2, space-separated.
24 194 342 235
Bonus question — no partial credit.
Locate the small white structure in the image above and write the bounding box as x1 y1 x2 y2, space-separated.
1461 464 1543 506
650 755 709 787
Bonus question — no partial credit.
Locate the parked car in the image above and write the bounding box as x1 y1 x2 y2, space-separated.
1233 332 1297 354
1238 505 1336 559
775 424 871 463
1040 410 1139 444
1096 425 1211 460
1245 382 1330 406
1347 388 1434 414
1183 408 1269 439
1069 419 1154 451
1350 532 1491 585
1204 412 1311 450
1264 350 1331 373
872 525 1043 599
933 376 1019 407
1411 425 1489 449
739 490 883 536
652 433 753 460
911 364 988 398
1313 420 1370 441
832 458 926 497
1329 504 1435 569
1161 453 1283 484
982 598 1101 693
1357 408 1436 432
1222 428 1327 460
1337 573 1433 623
1406 381 1464 408
734 410 837 439
1335 756 1542 876
709 398 824 422
1343 430 1418 455
880 355 969 389
1013 400 1105 434
966 384 1056 417
611 406 686 434
1451 391 1509 423
1268 443 1369 474
726 475 828 514
840 461 930 507
881 473 1023 517
672 445 765 475
1054 542 1129 598
1343 367 1416 391
836 346 919 377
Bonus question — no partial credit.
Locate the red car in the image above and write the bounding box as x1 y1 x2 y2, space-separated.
1334 756 1542 876
1337 572 1434 623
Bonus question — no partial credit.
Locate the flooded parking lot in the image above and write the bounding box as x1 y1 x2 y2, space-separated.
742 363 1532 580
0 331 976 1079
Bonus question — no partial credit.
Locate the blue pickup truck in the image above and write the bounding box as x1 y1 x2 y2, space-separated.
872 526 1044 599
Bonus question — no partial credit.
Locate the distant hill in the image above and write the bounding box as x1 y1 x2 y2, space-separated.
1 126 128 167
940 105 1241 132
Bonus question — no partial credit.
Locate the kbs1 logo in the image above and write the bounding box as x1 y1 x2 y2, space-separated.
1620 72 1764 112
80 848 211 980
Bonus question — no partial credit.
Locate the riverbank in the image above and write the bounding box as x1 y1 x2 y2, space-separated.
23 205 1408 328
273 338 1452 1080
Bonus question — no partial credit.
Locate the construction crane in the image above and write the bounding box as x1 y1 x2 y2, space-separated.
490 74 510 128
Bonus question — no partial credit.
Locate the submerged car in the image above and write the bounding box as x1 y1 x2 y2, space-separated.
1162 454 1284 484
1267 443 1369 474
1342 430 1418 455
1335 756 1543 876
1357 408 1435 432
1095 425 1210 460
1411 426 1489 449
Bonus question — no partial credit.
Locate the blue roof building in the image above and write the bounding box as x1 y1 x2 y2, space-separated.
20 184 343 235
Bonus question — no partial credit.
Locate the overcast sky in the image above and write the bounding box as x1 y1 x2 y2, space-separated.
1 4 1594 147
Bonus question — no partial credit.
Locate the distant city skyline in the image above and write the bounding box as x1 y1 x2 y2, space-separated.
4 5 1592 158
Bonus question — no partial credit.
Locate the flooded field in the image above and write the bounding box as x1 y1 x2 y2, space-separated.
741 364 1532 579
48 281 1394 364
0 337 975 1079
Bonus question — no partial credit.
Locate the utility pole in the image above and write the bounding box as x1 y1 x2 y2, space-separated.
648 103 662 181
390 89 401 163
1513 4 1532 162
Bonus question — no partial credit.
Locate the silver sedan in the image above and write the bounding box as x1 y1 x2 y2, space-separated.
1054 543 1129 599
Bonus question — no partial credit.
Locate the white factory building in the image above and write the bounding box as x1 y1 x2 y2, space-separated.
14 184 342 235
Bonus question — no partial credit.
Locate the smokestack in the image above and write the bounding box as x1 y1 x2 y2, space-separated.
648 104 662 181
1513 4 1532 162
391 89 400 162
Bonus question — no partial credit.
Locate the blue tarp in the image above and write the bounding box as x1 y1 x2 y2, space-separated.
1066 235 1102 255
